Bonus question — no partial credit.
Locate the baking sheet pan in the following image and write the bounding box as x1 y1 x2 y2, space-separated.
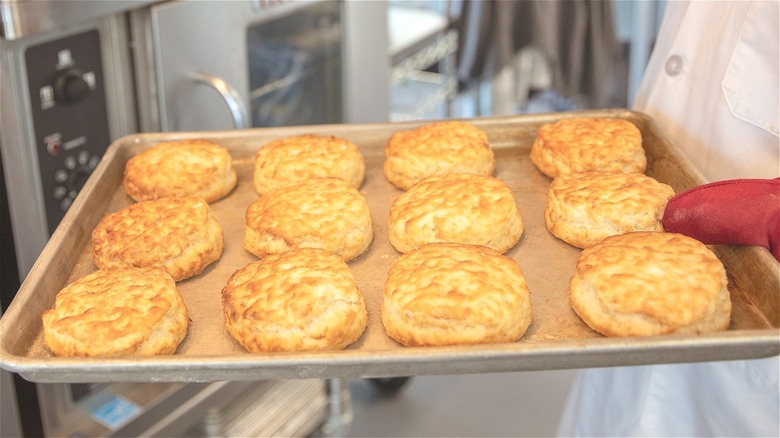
2 109 778 383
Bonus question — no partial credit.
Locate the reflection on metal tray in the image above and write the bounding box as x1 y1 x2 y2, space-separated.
1 110 778 383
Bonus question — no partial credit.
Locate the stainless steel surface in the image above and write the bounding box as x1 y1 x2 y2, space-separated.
41 382 191 436
2 110 778 383
142 380 326 437
131 0 299 131
344 370 578 437
209 379 328 437
341 0 390 124
321 378 353 437
0 0 157 40
0 13 137 279
129 0 387 132
0 368 22 436
192 71 249 130
37 380 325 437
2 7 169 437
1 2 335 433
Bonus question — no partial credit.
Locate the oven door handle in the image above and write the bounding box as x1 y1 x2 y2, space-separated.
192 71 249 130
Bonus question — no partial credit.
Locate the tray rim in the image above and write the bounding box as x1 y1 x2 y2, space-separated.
3 109 778 383
4 329 778 383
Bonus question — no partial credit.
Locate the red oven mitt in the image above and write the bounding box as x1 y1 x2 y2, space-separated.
662 178 780 262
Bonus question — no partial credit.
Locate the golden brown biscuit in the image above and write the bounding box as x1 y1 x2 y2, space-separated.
382 243 532 347
569 232 731 337
92 197 223 281
42 267 188 357
388 173 523 254
253 134 366 195
530 118 646 178
222 248 368 352
244 177 373 261
384 120 495 190
124 139 237 203
545 171 675 248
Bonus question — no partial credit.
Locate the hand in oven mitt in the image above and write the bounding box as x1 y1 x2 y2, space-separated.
662 178 780 262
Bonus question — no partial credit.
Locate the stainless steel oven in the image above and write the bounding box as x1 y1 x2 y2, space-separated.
129 0 389 133
1 0 388 436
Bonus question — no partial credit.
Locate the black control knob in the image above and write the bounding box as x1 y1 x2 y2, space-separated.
53 67 90 104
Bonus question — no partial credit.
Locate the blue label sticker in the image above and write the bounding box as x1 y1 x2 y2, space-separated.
86 394 141 430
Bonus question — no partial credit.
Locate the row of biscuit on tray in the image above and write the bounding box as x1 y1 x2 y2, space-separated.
41 117 731 357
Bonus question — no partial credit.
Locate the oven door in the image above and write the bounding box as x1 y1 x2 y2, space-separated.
131 0 389 133
1 2 336 435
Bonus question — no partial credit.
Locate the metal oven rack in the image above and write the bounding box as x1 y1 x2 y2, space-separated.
388 3 458 121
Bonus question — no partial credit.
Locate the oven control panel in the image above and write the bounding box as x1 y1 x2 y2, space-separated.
25 30 110 234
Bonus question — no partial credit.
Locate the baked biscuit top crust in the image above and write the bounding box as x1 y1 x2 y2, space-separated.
253 134 366 194
42 267 188 357
388 173 523 254
545 171 675 248
384 120 495 190
244 177 373 261
124 139 237 203
382 242 533 346
570 232 731 337
92 197 223 281
222 248 368 352
530 117 646 178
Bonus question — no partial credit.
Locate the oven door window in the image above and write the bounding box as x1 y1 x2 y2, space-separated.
140 0 344 132
248 1 343 127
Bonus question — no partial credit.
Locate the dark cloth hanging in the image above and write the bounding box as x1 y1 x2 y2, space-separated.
455 0 620 108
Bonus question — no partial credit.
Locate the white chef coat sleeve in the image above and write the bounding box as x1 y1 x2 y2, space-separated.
556 2 780 436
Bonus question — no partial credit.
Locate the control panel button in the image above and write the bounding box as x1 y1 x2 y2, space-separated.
67 166 91 192
53 186 67 199
60 197 73 211
51 152 102 213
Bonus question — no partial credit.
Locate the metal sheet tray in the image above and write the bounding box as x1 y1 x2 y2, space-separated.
2 110 778 383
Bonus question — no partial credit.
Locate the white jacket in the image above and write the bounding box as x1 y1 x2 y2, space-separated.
557 2 780 436
636 1 778 181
